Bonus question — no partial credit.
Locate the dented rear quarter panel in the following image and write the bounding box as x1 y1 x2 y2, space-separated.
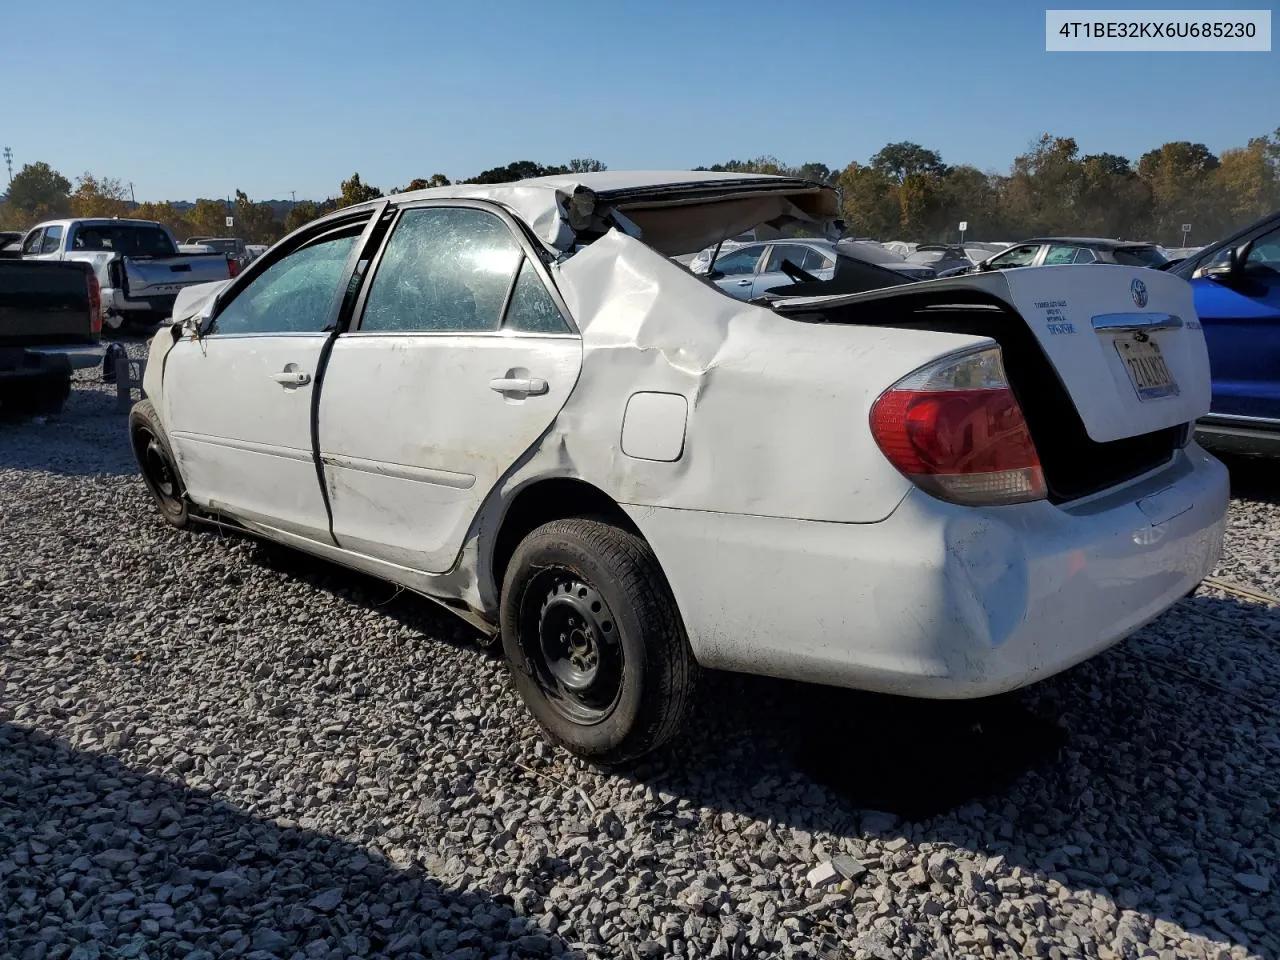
506 231 991 524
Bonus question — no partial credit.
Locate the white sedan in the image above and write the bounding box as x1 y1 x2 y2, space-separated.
133 171 1227 764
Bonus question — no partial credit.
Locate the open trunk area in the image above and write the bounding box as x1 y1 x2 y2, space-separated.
783 289 1188 504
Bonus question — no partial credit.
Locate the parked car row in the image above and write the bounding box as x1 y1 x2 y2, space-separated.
129 171 1227 764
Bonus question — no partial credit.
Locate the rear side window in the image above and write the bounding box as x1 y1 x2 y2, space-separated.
990 244 1040 268
801 247 834 272
360 207 522 333
71 225 177 257
39 226 63 254
712 245 764 276
1043 245 1078 265
1112 246 1167 267
504 258 570 334
1073 247 1097 263
213 232 357 335
765 244 811 272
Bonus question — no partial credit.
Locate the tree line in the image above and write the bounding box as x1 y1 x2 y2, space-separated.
2 132 1277 248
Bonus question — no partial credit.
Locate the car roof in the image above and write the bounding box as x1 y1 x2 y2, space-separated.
1021 236 1157 249
32 218 166 229
335 171 841 255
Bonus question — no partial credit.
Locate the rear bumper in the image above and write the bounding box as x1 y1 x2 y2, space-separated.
24 344 105 371
626 445 1228 698
1196 414 1280 458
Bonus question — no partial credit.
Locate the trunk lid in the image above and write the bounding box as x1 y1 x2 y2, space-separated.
774 264 1211 444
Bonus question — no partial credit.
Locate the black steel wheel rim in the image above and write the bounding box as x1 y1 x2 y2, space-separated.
137 428 181 511
522 570 624 724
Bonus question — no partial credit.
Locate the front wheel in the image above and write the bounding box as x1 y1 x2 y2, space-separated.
500 518 697 765
128 399 191 529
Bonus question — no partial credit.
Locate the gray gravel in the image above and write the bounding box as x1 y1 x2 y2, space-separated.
1 343 1278 960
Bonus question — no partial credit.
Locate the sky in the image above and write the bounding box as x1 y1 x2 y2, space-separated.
0 0 1274 203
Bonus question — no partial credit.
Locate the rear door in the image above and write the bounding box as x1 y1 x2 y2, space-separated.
751 243 835 298
1192 223 1280 421
710 244 767 299
162 212 378 539
318 202 581 573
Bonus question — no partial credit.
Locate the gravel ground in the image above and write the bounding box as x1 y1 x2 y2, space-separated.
1 345 1278 960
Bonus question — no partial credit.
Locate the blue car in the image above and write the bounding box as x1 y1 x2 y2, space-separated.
1170 211 1280 456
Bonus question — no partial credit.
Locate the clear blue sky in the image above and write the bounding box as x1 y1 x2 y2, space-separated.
0 0 1274 202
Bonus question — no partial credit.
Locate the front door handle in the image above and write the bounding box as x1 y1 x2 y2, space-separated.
490 377 548 396
271 369 312 386
735 279 752 286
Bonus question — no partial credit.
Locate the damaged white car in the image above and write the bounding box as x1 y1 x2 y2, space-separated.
132 172 1228 764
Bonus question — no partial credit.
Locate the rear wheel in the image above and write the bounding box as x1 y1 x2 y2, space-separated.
128 399 190 528
500 518 697 765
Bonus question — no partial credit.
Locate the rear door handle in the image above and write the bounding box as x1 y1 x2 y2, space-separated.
490 377 548 396
271 370 311 386
736 279 752 285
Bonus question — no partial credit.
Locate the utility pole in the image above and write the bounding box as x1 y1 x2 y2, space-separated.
290 190 296 208
2 147 12 185
128 182 136 204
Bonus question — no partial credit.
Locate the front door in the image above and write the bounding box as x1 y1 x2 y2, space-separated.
1194 224 1280 421
319 203 582 573
162 221 368 540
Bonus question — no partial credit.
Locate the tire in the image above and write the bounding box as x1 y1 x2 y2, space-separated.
500 518 697 765
128 399 191 529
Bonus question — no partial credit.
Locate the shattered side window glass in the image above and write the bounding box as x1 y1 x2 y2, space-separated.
360 207 522 333
504 258 570 334
213 232 356 335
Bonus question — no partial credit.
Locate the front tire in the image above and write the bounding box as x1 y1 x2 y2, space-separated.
500 518 697 765
128 399 190 529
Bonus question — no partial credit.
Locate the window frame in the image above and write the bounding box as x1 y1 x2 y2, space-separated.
347 199 579 339
204 203 387 339
711 243 768 278
988 243 1042 269
38 225 64 255
21 228 45 255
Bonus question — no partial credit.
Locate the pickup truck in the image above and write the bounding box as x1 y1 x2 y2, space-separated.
19 218 235 331
184 236 252 271
0 259 103 415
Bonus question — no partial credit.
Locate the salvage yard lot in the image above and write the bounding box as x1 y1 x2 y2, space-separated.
1 353 1278 960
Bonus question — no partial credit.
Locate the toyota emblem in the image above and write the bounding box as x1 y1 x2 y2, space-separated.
1130 278 1149 308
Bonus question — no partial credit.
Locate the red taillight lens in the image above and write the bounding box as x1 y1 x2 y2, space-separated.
227 255 240 278
86 272 102 335
870 347 1046 505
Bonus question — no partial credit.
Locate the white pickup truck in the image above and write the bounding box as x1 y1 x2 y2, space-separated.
20 218 235 331
130 172 1227 764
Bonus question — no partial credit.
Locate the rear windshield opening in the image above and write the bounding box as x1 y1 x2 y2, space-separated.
72 225 176 258
1112 246 1168 267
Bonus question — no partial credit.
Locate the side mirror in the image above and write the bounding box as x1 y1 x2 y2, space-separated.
1200 249 1237 280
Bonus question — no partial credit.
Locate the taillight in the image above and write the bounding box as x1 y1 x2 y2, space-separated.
86 272 102 335
227 255 240 278
869 346 1046 506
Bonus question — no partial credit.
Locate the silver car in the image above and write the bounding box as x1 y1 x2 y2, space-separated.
703 238 929 300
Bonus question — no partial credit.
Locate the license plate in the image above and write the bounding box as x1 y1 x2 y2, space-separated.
1114 334 1179 401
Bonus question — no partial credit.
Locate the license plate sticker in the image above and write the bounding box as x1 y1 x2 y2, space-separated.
1114 334 1178 401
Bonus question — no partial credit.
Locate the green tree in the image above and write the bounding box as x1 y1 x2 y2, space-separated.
69 173 130 219
1137 141 1221 242
398 174 451 191
465 161 569 184
834 162 899 239
870 142 948 185
185 199 233 240
283 199 337 234
131 201 194 239
6 161 72 215
339 173 383 207
794 162 835 184
567 158 607 173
